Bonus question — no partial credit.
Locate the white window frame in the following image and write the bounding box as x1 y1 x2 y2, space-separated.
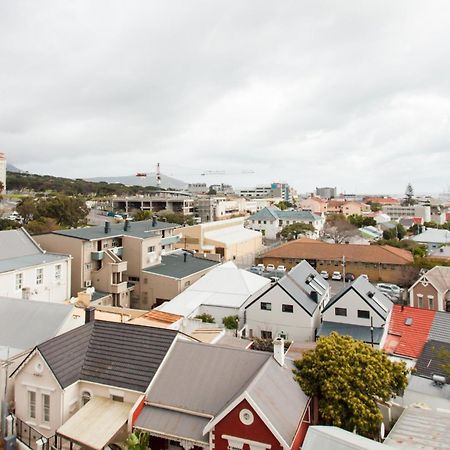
36 268 44 285
16 272 23 290
28 390 36 420
55 264 62 281
42 393 50 423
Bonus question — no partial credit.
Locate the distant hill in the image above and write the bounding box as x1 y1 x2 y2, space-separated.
86 173 187 190
6 162 26 173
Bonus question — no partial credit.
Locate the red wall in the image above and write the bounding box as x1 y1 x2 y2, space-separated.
213 399 283 450
290 401 311 450
131 396 146 427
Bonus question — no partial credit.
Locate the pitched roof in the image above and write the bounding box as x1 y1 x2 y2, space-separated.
0 253 69 274
157 262 270 317
262 239 413 265
384 305 435 359
415 340 450 381
429 311 450 344
0 297 74 358
143 250 220 279
0 228 42 259
249 207 320 222
37 320 178 391
419 266 450 293
323 276 393 320
317 322 385 344
50 219 180 241
411 228 450 244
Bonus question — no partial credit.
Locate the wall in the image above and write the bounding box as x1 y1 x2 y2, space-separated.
213 399 282 450
409 282 440 311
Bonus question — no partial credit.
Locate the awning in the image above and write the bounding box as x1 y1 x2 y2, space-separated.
57 397 132 450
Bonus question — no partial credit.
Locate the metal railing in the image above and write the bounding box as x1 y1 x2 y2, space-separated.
8 415 55 450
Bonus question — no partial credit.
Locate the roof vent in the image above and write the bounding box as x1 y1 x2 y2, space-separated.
104 221 111 234
305 274 314 285
310 290 319 303
152 216 157 227
432 374 446 386
404 317 413 326
368 291 374 298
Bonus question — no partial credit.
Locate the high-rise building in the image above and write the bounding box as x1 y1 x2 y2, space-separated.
315 186 337 199
0 152 6 193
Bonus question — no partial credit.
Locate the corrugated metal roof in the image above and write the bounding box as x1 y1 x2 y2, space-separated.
0 297 74 357
415 340 450 381
51 219 180 241
146 340 270 415
135 406 210 445
143 251 219 278
249 207 320 222
0 253 68 273
411 229 450 244
318 321 385 344
429 311 450 344
38 321 178 391
0 229 42 260
384 407 450 449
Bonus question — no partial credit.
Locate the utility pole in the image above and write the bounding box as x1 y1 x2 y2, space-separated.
370 316 374 348
156 162 161 188
342 255 346 285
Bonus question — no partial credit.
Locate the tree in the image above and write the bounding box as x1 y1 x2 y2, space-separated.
195 313 215 323
276 201 293 210
26 217 59 234
157 210 194 226
321 214 358 244
124 431 150 450
133 210 153 221
0 218 21 231
222 315 239 330
16 197 37 224
36 195 89 228
382 224 405 240
402 183 416 206
348 214 376 228
293 333 408 438
280 222 315 240
368 202 382 212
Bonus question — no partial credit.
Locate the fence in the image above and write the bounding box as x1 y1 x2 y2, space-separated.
6 415 56 450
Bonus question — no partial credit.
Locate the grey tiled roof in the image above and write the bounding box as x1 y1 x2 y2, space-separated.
249 207 320 222
51 219 180 241
415 340 450 381
143 251 220 279
429 311 450 344
318 321 385 344
38 321 178 391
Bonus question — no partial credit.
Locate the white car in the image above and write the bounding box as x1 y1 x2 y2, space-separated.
332 271 342 281
376 283 402 298
257 263 265 272
320 270 329 279
266 264 275 272
276 265 286 272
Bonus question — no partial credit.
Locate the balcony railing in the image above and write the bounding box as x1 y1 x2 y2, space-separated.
91 251 104 261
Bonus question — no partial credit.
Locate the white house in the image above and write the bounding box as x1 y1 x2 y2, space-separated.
411 229 450 252
247 207 323 240
318 276 393 347
0 228 71 303
242 261 330 342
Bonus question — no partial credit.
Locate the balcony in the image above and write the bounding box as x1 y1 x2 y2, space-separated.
110 282 128 294
160 234 182 246
111 246 123 257
111 261 127 273
91 251 104 261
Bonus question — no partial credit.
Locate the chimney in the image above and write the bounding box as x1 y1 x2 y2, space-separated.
85 306 95 324
273 337 285 366
184 252 187 263
310 290 319 303
124 219 131 232
104 221 111 234
152 216 157 227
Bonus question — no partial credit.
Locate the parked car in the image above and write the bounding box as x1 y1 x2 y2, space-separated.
270 276 281 283
376 283 402 298
276 265 286 272
345 273 355 282
332 271 342 281
320 270 329 279
257 263 266 271
266 264 275 272
249 266 263 275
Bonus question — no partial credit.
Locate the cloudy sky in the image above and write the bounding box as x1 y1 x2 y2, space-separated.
1 1 449 194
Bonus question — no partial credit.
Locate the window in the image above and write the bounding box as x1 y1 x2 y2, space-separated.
42 394 50 423
15 273 23 290
36 268 43 285
357 310 370 319
111 395 124 402
428 296 434 310
282 304 294 313
147 246 155 253
55 264 62 281
261 330 272 339
335 307 347 317
260 302 272 311
185 281 191 287
81 391 91 406
28 391 36 420
417 294 423 308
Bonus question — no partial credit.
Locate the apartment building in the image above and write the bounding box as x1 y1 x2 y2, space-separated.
382 204 431 221
0 228 71 303
35 218 181 308
315 186 337 199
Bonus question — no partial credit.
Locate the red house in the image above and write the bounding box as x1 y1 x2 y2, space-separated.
133 338 311 450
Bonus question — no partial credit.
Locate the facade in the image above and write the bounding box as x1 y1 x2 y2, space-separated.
243 260 330 342
315 186 337 199
257 238 415 285
237 185 274 198
187 183 208 194
408 266 450 312
194 196 248 223
0 152 6 192
176 217 263 264
0 228 71 303
11 321 181 447
247 207 324 240
133 339 312 450
382 204 431 221
299 196 328 214
326 200 366 216
35 218 181 308
319 276 393 347
139 250 220 308
411 228 450 251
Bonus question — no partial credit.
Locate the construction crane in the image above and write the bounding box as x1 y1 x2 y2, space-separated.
135 163 161 188
200 169 255 176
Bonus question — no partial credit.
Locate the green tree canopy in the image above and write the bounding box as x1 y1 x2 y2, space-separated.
275 201 293 210
195 313 215 323
0 218 21 231
348 214 376 228
280 222 315 240
157 210 194 225
222 315 239 329
293 333 408 438
133 210 154 221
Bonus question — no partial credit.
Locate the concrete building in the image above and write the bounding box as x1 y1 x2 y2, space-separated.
382 204 431 221
237 185 273 198
299 196 328 214
187 183 208 194
194 196 248 223
247 207 323 239
0 228 71 303
315 186 337 199
176 217 263 265
0 152 6 192
35 218 181 309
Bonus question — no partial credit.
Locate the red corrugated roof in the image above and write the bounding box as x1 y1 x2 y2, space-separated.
384 305 435 358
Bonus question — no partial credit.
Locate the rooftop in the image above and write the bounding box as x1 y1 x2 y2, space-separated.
249 206 321 222
414 265 450 293
411 228 450 244
143 250 220 279
384 305 436 359
415 340 450 381
261 238 413 265
317 321 385 344
50 218 180 241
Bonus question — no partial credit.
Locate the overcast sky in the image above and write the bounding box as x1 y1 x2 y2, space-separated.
1 1 450 195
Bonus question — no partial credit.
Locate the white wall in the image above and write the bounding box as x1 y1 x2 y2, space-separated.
0 259 71 303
